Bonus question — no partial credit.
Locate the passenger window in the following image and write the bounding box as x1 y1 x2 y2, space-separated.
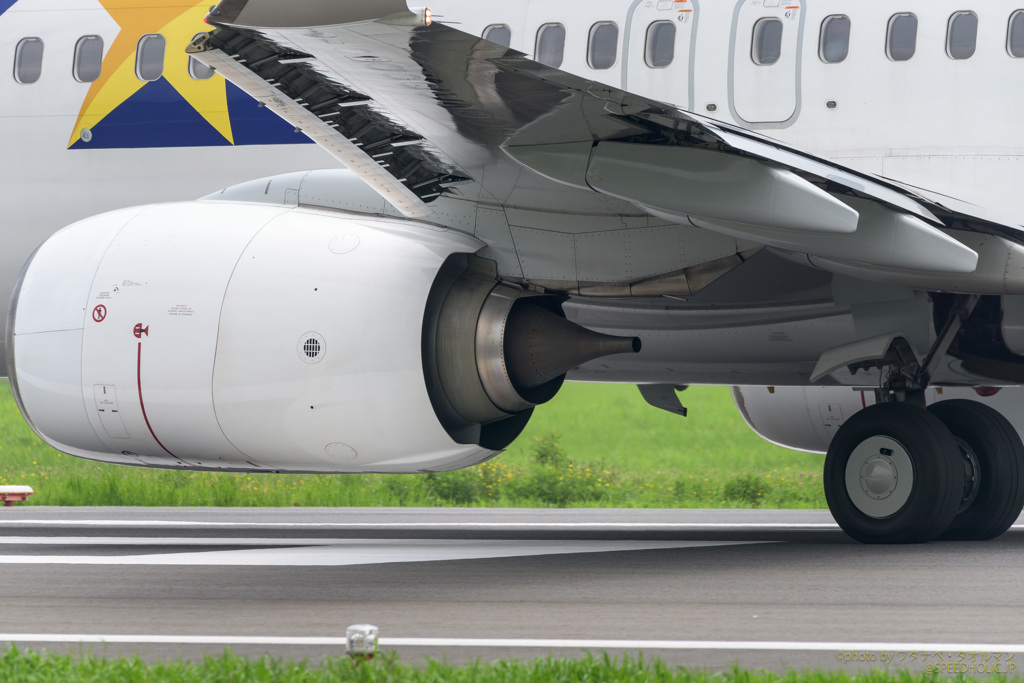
483 24 512 48
73 35 103 83
947 11 978 60
535 23 566 68
188 33 215 80
136 34 165 81
751 18 783 65
1011 10 1024 57
588 22 618 70
887 13 918 61
14 37 44 84
645 21 675 68
188 56 215 80
819 15 850 63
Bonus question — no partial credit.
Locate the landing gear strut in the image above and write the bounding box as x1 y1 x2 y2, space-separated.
823 295 1024 543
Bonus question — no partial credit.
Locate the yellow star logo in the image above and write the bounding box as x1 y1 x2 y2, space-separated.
69 0 234 147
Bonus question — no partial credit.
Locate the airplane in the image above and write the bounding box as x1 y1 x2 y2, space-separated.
4 0 1024 545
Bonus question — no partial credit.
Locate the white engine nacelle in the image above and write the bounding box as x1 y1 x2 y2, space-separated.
8 200 638 472
7 201 494 472
732 384 1024 453
7 198 634 473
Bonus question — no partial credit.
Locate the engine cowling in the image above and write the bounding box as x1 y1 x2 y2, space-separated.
7 201 637 473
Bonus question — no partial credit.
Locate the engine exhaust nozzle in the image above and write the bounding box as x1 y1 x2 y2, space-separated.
476 286 640 413
503 301 641 390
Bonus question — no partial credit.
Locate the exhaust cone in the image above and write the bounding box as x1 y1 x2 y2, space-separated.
436 268 642 423
504 301 641 391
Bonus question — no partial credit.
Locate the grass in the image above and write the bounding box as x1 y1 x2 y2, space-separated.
0 379 827 508
0 648 1013 682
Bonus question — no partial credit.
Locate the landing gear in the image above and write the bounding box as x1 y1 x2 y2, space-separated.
825 399 1024 543
929 400 1024 541
820 295 1024 543
824 403 964 543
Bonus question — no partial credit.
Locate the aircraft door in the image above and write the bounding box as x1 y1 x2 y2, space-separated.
623 0 698 110
730 0 803 125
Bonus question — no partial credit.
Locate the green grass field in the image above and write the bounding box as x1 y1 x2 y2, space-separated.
0 648 1006 683
0 379 827 508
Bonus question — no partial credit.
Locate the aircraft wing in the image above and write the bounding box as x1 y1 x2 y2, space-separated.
190 1 1022 277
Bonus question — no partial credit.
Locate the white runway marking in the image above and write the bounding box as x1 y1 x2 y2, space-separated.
0 536 379 546
0 633 1021 653
0 519 841 529
0 538 756 566
3 518 1020 530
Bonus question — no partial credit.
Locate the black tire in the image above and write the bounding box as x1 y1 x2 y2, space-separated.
824 403 964 544
929 400 1024 541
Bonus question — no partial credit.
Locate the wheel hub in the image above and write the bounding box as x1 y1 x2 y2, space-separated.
860 455 898 499
845 436 915 519
954 437 980 514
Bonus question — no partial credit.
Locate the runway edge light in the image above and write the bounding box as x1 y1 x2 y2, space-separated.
346 624 379 660
0 486 34 506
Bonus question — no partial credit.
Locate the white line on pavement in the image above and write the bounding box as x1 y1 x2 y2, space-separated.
0 520 840 529
0 634 1020 653
0 536 375 545
0 539 756 565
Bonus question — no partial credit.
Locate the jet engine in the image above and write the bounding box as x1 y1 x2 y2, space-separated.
6 201 638 473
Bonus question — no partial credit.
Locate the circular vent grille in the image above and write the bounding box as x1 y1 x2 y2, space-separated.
303 338 321 358
297 332 326 364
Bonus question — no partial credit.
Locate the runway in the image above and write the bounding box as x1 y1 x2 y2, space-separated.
0 507 1021 673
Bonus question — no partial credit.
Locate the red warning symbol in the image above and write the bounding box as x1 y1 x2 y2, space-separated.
92 305 107 323
133 323 150 339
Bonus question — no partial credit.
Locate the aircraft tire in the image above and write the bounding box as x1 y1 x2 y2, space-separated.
824 403 963 544
929 400 1024 541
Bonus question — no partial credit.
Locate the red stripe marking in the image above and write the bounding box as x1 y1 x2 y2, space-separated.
137 342 177 459
860 391 867 409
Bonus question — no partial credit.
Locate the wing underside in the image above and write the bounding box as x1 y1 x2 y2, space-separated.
190 2 1024 290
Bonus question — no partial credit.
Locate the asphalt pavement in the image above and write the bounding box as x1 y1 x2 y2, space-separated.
0 507 1019 674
